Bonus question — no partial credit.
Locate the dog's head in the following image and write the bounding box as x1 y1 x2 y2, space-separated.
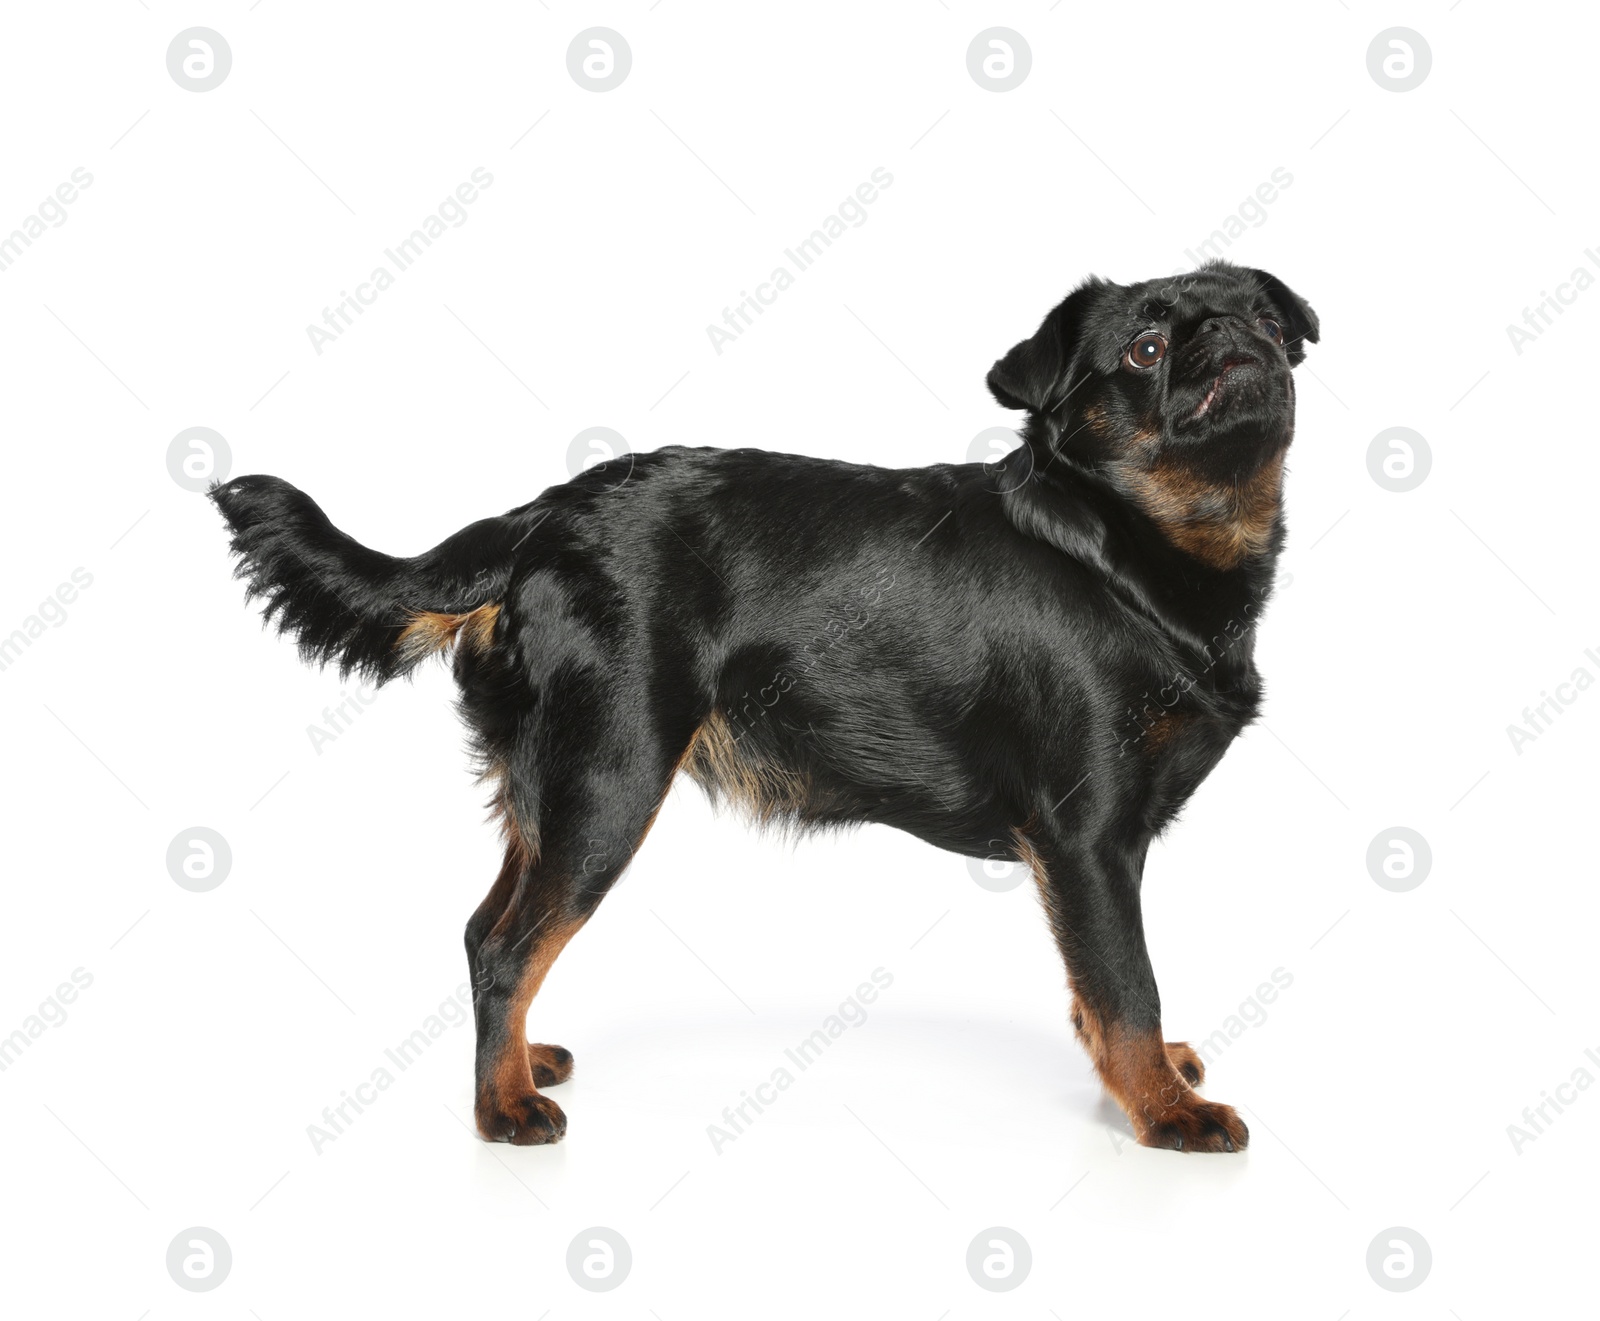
988 263 1318 569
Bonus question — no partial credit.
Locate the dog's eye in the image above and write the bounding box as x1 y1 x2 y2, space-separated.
1124 332 1167 370
1259 318 1284 344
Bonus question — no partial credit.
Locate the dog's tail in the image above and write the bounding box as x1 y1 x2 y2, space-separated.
209 474 523 684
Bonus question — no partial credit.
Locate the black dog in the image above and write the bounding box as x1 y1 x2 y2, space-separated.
212 260 1317 1151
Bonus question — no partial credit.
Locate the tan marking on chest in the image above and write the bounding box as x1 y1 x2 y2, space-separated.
1117 452 1284 570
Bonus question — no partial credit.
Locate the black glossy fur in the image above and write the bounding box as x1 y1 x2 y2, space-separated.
211 260 1318 1151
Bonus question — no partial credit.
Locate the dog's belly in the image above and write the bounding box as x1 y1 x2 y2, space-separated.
683 703 1018 856
695 614 1116 858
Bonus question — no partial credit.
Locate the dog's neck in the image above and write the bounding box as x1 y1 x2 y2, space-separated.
1052 403 1291 573
1103 449 1287 573
998 441 1282 673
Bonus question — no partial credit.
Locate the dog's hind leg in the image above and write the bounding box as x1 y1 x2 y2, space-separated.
468 861 585 1145
466 738 692 1145
464 837 574 1089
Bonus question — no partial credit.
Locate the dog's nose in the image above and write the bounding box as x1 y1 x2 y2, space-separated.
1197 316 1244 342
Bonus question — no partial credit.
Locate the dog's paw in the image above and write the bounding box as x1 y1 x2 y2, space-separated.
1164 1041 1205 1087
1138 1095 1247 1153
527 1043 574 1088
475 1089 568 1145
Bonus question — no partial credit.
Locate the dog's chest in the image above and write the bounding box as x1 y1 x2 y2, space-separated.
1126 674 1259 830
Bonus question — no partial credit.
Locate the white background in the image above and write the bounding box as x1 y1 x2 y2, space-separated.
1 2 1593 1316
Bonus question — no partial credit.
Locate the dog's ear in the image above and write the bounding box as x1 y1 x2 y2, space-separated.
987 282 1102 414
1245 268 1319 365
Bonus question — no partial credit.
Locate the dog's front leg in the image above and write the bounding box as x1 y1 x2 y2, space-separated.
1022 831 1249 1152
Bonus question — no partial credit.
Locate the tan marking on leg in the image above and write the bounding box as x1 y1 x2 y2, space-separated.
1075 1007 1247 1152
1165 1041 1205 1087
1068 998 1179 1125
527 1042 574 1087
1070 994 1109 1073
486 912 585 1106
1017 826 1244 1150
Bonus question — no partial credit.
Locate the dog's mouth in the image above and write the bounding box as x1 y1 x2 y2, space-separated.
1192 357 1260 419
